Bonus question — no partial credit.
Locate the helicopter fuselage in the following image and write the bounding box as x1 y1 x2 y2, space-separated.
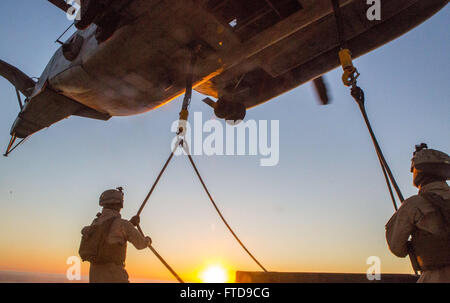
10 0 448 138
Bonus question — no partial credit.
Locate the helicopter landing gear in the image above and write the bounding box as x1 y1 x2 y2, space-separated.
203 98 246 124
74 0 101 30
225 103 246 124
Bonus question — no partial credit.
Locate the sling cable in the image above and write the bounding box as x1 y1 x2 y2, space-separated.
133 48 268 283
330 0 420 275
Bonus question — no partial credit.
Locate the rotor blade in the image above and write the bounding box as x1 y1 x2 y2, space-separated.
312 76 330 105
0 59 35 97
48 0 72 12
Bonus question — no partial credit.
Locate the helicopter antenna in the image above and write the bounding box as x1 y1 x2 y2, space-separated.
55 23 75 45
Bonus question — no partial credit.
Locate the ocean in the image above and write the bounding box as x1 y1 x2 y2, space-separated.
0 270 169 283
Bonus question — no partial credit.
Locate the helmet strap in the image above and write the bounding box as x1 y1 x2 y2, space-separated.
414 169 446 189
104 204 123 212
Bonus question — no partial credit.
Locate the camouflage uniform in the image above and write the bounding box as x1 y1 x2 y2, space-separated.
82 208 149 283
80 188 150 283
386 181 450 282
386 145 450 283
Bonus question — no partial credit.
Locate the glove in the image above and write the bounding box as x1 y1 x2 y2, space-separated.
130 215 140 227
145 236 152 246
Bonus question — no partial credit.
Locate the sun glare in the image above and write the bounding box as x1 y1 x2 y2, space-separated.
200 265 228 283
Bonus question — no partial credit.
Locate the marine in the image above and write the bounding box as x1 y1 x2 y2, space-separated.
386 144 450 282
79 187 151 283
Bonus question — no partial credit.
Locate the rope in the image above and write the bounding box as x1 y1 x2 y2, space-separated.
133 140 183 282
350 85 422 275
350 85 424 275
182 143 268 272
329 0 417 274
331 0 348 50
134 138 268 281
134 46 267 280
377 155 398 211
136 140 180 216
135 224 184 283
330 0 404 207
350 86 402 210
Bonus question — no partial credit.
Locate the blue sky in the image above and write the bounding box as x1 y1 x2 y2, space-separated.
0 1 448 280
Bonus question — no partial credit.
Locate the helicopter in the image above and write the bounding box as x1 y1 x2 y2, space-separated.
0 0 448 155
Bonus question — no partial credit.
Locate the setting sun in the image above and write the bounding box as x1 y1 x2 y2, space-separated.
200 265 229 283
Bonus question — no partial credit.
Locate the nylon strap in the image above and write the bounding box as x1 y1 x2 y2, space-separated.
135 139 268 280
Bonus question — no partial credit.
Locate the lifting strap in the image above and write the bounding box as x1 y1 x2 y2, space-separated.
185 145 268 272
135 137 268 282
330 0 419 274
349 77 422 276
134 49 268 282
330 0 402 207
135 223 184 283
350 87 403 210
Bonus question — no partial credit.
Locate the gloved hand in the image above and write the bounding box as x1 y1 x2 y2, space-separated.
145 236 152 246
130 215 140 227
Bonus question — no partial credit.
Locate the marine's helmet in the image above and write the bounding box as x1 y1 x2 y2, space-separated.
411 143 450 180
99 187 124 207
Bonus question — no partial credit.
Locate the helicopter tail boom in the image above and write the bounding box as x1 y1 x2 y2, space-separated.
10 86 111 139
0 59 36 97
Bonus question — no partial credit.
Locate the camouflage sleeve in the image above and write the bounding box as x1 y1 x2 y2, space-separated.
123 220 149 250
385 202 419 258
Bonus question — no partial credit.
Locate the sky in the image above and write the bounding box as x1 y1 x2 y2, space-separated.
0 1 449 282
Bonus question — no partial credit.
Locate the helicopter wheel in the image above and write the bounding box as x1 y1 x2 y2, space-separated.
214 101 246 125
95 15 119 43
225 103 246 125
74 0 101 30
214 101 233 119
